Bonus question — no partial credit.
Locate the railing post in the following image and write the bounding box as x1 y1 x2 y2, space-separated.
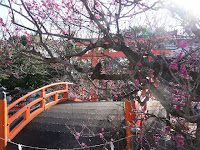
0 87 7 150
64 84 68 99
40 89 45 108
81 89 85 101
53 92 58 101
24 106 30 120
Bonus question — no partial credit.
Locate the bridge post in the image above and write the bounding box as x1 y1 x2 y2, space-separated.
81 89 85 101
0 87 8 150
53 93 58 101
64 84 68 99
40 89 46 108
125 90 148 150
125 100 136 150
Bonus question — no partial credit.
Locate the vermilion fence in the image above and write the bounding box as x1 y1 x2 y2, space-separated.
0 82 97 150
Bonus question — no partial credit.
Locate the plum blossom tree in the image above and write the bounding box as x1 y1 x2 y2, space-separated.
0 0 200 149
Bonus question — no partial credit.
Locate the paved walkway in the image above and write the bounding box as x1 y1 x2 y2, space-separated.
7 101 126 150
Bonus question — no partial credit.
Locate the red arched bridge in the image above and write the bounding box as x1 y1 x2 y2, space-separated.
0 82 147 150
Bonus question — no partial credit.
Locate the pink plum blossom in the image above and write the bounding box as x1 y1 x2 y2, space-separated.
75 136 79 140
75 132 80 136
169 62 178 70
137 62 142 66
175 105 181 110
182 85 187 89
163 126 171 134
153 136 160 140
111 115 115 119
177 139 184 146
148 69 154 74
99 133 104 138
177 52 183 58
136 137 140 143
14 75 19 79
81 142 85 146
101 128 104 132
178 40 187 48
155 142 159 147
180 65 188 79
27 36 31 41
95 15 99 19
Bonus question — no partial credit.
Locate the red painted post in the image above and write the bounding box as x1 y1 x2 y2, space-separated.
125 90 148 150
138 90 147 139
148 56 152 61
64 84 69 99
53 93 58 101
125 100 136 150
0 87 8 150
81 89 85 101
24 107 30 120
40 89 45 108
40 88 45 97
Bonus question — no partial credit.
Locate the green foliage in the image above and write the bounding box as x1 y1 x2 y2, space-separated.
20 35 28 46
0 73 52 90
0 74 8 81
129 26 152 38
0 35 53 90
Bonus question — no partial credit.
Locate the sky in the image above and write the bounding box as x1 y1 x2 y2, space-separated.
1 0 200 19
0 0 200 38
169 0 200 17
0 1 8 21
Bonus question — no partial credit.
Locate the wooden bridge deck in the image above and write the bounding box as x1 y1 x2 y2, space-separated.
6 101 126 150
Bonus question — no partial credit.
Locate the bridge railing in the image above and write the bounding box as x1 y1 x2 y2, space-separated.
0 82 97 150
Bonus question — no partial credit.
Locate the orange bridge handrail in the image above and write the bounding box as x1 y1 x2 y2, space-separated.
0 82 98 150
